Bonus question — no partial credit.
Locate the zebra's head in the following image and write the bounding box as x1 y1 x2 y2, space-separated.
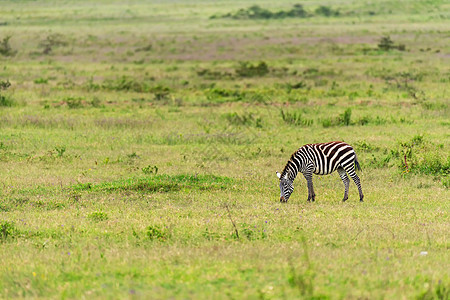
277 171 293 202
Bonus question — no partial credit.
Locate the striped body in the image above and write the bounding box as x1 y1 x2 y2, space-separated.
277 141 364 202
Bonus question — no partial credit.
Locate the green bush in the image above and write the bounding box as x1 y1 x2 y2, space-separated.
88 211 109 221
0 36 17 56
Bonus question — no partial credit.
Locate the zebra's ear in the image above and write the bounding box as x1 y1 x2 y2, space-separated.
276 171 281 179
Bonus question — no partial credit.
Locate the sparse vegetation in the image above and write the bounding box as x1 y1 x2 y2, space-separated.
280 109 313 126
38 33 68 54
315 5 340 17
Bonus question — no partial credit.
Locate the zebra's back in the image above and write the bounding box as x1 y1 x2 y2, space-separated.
300 141 356 175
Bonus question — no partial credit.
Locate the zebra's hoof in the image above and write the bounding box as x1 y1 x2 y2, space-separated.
342 198 348 202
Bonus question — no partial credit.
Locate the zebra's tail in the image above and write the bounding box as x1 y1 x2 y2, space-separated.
355 155 362 172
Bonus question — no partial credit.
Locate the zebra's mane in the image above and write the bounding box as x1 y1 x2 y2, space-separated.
280 151 298 179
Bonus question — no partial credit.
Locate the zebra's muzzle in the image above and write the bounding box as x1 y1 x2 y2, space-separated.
280 196 286 202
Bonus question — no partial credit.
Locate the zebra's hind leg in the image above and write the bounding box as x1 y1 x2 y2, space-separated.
337 167 350 202
347 169 364 202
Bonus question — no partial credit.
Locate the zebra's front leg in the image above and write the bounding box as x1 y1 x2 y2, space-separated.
303 173 315 202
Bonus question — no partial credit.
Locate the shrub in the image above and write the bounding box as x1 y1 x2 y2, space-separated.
150 85 170 101
39 33 68 54
377 36 406 51
378 36 395 51
235 61 269 77
0 36 17 56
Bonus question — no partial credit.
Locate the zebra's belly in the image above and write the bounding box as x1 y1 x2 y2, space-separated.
313 165 337 175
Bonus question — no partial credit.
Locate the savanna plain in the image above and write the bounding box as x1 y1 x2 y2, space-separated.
0 0 449 299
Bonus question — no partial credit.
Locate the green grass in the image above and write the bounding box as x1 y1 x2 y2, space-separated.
0 0 449 298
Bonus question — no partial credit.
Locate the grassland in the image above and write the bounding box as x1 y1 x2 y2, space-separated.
0 0 449 298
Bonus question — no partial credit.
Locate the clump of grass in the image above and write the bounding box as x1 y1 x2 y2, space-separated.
64 97 84 109
54 146 66 157
34 78 48 84
280 110 313 126
339 108 352 126
150 85 170 101
202 228 222 241
0 80 15 107
88 211 109 222
321 108 352 127
0 221 18 241
142 165 158 175
224 112 262 127
205 87 243 102
239 223 267 240
135 43 153 52
68 190 81 202
197 68 233 80
102 76 150 92
146 225 167 241
354 140 380 152
284 81 308 92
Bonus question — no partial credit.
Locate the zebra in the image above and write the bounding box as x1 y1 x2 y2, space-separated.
276 141 364 203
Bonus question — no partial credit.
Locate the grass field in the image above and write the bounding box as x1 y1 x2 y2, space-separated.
0 0 449 298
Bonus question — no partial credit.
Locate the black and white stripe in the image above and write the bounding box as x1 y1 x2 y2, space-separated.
277 141 364 202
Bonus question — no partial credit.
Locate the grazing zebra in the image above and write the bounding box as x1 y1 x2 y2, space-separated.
276 141 364 203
